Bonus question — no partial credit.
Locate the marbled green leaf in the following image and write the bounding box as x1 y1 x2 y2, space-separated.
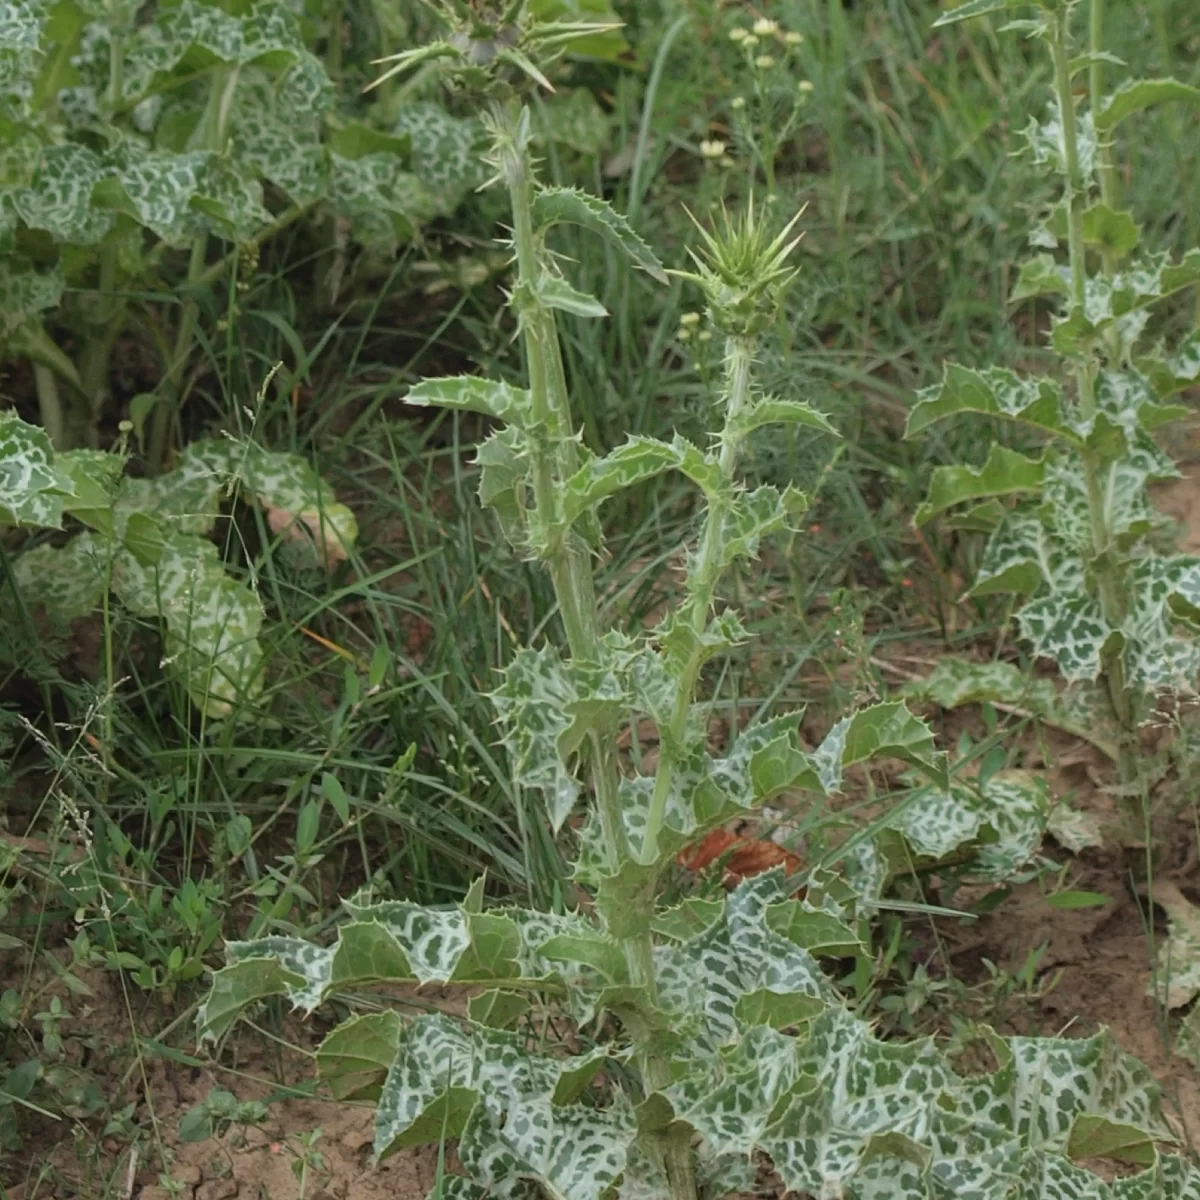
0 411 74 528
905 364 1079 444
1018 590 1116 682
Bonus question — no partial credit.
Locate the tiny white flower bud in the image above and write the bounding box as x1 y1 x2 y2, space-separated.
753 18 778 36
731 96 746 110
755 54 775 69
798 79 814 93
680 311 702 327
742 33 760 48
700 138 727 159
729 27 748 42
785 31 804 45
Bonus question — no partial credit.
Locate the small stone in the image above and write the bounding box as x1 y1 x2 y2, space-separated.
174 1165 203 1187
340 1127 373 1153
196 1182 239 1200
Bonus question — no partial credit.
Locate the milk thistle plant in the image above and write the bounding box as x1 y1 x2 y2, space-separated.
910 0 1200 818
200 5 1200 1198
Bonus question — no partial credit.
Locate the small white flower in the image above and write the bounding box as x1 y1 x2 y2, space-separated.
700 138 727 159
677 327 692 342
785 31 804 46
753 18 779 36
731 96 747 110
755 54 776 69
729 27 748 41
742 33 760 48
680 311 702 327
698 329 713 342
798 79 814 93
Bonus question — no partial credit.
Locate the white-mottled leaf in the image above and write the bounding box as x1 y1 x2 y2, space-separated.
406 376 532 423
1018 591 1116 683
0 411 74 528
905 364 1079 444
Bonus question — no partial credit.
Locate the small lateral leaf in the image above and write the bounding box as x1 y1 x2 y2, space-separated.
733 987 823 1029
933 0 1022 27
196 957 305 1043
732 398 839 439
316 1011 403 1102
532 186 667 283
1067 1114 1157 1167
537 276 608 318
914 445 1045 526
561 435 711 526
405 376 531 423
467 989 531 1030
322 773 351 825
1045 890 1111 910
1096 78 1200 132
651 897 725 941
536 933 628 982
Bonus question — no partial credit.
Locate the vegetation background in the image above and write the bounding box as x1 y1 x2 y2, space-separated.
4 0 1200 1196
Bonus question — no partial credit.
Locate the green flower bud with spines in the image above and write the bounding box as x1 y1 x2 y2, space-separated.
671 198 805 338
372 0 619 100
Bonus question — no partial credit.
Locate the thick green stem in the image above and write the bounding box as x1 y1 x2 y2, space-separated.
33 363 65 449
493 98 696 1200
1052 15 1139 801
640 337 756 860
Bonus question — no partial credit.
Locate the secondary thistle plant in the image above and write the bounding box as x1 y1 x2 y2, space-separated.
198 5 1200 1198
909 0 1200 820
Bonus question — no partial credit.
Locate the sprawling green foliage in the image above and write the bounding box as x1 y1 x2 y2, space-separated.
0 410 356 715
910 0 1200 802
0 0 482 451
197 5 1200 1198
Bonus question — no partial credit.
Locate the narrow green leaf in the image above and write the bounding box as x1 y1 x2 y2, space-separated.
1096 78 1200 132
406 375 532 423
932 0 1023 26
1067 1114 1156 1166
532 186 667 283
915 445 1045 526
123 511 164 567
731 398 839 439
537 276 608 318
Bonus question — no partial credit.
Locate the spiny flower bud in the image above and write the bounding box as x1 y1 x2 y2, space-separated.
671 199 805 338
371 0 618 99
